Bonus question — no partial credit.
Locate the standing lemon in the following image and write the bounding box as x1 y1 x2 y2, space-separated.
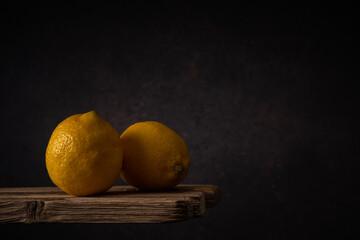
46 111 123 196
120 121 190 191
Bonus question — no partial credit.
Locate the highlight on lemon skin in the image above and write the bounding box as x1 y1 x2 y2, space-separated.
45 111 123 196
120 121 190 191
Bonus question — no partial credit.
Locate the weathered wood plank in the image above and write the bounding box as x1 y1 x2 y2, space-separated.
0 184 219 223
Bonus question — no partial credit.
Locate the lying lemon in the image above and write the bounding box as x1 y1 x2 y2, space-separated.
46 111 123 196
120 121 190 191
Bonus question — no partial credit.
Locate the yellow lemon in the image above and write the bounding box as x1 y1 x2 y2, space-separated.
46 111 123 196
120 121 190 191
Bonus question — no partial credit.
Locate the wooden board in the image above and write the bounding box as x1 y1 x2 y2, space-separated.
0 184 220 223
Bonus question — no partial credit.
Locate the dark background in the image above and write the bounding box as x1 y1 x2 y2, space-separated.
0 2 358 239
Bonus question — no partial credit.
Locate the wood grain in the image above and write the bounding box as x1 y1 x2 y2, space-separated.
0 184 220 223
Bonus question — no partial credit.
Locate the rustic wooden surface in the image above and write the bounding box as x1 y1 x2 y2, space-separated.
0 184 220 223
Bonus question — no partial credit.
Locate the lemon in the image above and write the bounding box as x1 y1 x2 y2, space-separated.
120 121 190 191
46 111 123 196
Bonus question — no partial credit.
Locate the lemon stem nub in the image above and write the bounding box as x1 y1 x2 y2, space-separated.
175 165 183 175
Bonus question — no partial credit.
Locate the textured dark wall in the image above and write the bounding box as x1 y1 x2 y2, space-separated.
0 2 358 239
